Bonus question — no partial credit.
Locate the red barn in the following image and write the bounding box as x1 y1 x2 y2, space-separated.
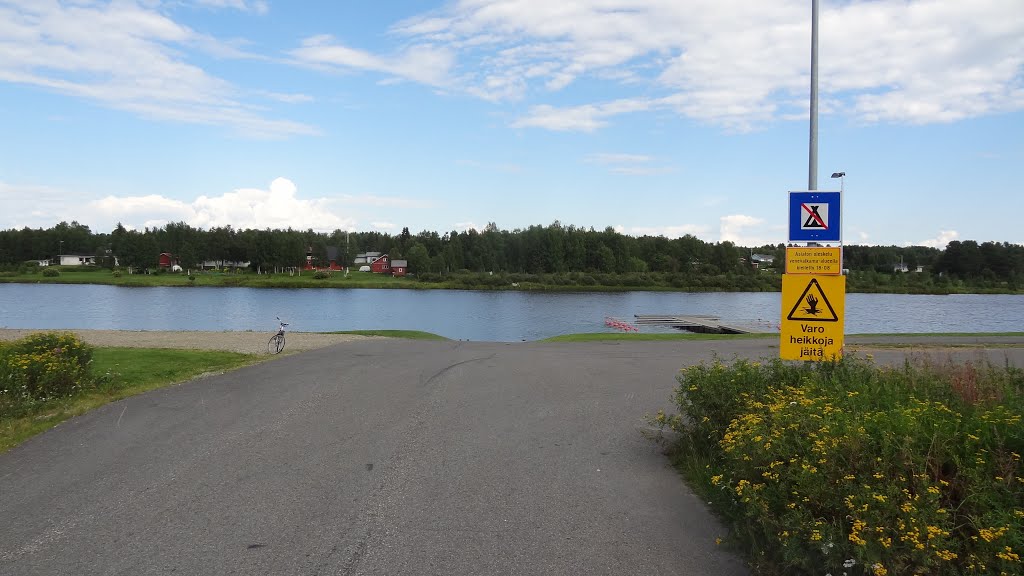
370 254 391 274
391 259 407 276
158 253 175 268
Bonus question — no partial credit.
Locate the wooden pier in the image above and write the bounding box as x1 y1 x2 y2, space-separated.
633 314 772 335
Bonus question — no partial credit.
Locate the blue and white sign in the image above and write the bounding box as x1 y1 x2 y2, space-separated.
789 191 841 242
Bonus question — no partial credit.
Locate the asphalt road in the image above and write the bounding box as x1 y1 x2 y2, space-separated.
2 337 1023 576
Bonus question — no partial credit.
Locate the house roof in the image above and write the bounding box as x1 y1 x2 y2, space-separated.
391 260 408 267
326 246 339 261
751 254 775 262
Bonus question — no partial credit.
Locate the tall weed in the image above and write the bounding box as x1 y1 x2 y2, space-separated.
659 355 1024 575
0 332 94 416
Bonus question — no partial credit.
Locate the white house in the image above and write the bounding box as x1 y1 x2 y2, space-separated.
58 254 96 266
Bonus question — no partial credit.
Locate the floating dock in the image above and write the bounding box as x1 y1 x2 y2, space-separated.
633 314 773 335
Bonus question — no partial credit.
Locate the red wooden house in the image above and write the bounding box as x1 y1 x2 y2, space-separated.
390 259 407 276
369 254 391 274
158 253 176 268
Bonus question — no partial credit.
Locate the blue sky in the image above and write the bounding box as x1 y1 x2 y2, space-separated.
1 0 1022 247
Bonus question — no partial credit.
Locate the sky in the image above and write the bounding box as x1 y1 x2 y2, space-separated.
1 0 1022 248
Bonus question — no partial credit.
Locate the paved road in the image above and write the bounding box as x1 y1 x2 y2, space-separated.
2 338 1022 576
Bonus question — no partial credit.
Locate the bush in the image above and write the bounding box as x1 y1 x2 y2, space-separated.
312 270 330 280
0 332 94 416
111 270 122 278
42 267 60 277
656 356 1024 576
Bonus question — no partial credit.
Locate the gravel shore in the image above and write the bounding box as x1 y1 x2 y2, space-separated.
0 329 366 355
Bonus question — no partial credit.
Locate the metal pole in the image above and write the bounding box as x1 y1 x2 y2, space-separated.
808 0 819 190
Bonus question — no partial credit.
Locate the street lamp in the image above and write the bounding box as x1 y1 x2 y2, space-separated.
831 172 845 193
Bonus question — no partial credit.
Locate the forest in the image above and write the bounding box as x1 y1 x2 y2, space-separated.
0 221 1021 293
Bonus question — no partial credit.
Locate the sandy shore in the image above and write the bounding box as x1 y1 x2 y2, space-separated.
0 329 367 355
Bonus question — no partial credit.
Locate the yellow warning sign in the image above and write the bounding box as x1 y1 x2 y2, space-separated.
780 274 845 361
786 247 842 275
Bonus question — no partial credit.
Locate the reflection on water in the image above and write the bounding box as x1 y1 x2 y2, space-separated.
0 284 1021 342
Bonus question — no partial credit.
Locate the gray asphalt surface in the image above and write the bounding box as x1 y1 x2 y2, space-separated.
2 338 1022 576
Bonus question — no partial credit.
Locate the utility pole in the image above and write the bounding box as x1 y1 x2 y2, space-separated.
808 0 819 190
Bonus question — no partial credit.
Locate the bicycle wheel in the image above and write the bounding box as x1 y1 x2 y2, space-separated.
268 334 285 354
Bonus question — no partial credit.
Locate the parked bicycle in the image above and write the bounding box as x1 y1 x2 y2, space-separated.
268 317 288 354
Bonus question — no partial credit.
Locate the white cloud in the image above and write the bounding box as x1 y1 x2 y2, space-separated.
627 225 709 238
0 1 314 137
453 221 479 232
456 159 524 174
917 230 960 248
335 0 1024 130
719 214 776 246
0 181 91 230
289 35 455 87
585 153 654 165
192 0 269 14
85 178 354 233
370 221 397 231
584 152 673 175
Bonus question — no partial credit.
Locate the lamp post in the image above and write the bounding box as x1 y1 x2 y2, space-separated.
831 172 845 254
830 171 845 193
59 240 63 264
808 0 819 190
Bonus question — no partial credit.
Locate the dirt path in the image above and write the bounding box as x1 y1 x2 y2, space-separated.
0 329 367 355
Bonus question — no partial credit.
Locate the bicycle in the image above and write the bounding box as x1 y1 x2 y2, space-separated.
268 317 288 354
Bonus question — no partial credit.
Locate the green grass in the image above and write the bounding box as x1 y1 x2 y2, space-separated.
542 332 775 342
0 347 258 453
328 330 448 340
0 268 421 289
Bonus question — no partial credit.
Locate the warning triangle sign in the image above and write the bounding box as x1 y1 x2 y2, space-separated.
786 278 839 322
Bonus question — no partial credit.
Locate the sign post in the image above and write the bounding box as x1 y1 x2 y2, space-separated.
779 274 845 360
782 190 845 361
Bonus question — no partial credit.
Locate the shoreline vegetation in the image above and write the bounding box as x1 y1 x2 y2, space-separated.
1 266 1022 295
2 222 1021 295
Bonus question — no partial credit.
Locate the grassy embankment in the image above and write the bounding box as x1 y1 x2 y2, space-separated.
652 355 1024 575
4 266 1023 294
0 344 257 453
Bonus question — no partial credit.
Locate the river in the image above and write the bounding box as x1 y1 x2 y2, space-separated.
0 284 1020 341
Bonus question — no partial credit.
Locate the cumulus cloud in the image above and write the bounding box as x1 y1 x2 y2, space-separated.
0 1 314 137
453 221 480 232
85 178 355 233
314 0 1024 130
917 230 960 248
719 214 777 246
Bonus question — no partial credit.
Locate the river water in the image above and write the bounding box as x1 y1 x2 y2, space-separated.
0 284 1020 342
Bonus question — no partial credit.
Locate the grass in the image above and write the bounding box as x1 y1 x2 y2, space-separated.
328 330 448 340
0 347 258 453
0 268 421 289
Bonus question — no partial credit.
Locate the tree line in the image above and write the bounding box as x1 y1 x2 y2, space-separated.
0 221 1021 289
